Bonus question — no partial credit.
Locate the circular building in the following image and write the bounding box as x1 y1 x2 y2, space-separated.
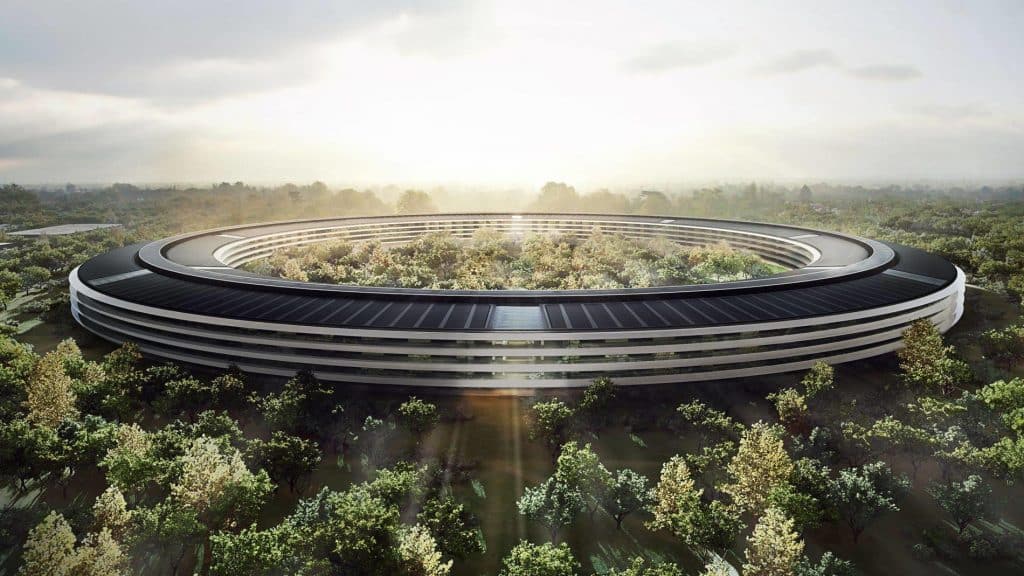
70 214 965 388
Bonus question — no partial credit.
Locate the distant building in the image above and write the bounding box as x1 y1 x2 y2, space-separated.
9 223 122 236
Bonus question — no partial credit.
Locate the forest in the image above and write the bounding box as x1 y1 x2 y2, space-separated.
1 180 1024 575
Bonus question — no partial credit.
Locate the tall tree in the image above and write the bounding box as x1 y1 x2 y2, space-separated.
24 348 78 427
723 423 794 514
743 507 804 576
19 511 76 576
648 456 742 552
554 442 611 518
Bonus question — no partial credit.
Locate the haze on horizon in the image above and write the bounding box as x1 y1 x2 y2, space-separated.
0 0 1021 187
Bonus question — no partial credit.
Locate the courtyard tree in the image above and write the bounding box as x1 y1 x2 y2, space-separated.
499 541 579 576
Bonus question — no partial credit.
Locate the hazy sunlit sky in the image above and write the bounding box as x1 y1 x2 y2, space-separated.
1 0 1021 187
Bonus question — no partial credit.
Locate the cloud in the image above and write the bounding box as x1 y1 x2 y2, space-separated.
622 43 735 74
0 0 468 101
911 103 991 121
754 49 839 74
845 65 922 81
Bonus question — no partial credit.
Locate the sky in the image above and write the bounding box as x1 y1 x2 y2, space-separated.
0 0 1021 187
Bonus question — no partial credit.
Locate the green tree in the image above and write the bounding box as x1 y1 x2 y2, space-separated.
742 507 804 576
928 475 991 535
499 541 578 576
518 475 585 543
976 377 1024 433
898 320 971 395
801 361 835 398
417 496 484 559
249 431 322 492
609 557 684 576
601 468 654 529
398 396 440 445
0 269 19 309
170 436 273 530
578 377 616 430
24 347 78 428
92 486 132 543
767 388 808 431
397 524 452 576
250 368 336 436
723 422 794 515
980 324 1024 371
396 190 438 214
362 463 425 510
133 501 205 575
0 417 59 490
831 461 909 543
21 265 51 291
100 423 161 497
554 442 611 518
321 488 401 574
794 552 857 576
19 511 76 576
529 399 574 461
209 525 291 576
647 456 741 552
